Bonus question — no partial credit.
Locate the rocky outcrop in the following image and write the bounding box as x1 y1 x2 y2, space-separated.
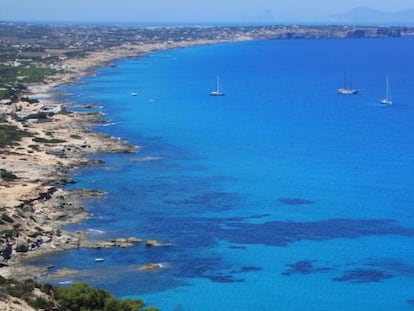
139 263 163 271
15 239 28 253
84 237 142 249
145 239 172 247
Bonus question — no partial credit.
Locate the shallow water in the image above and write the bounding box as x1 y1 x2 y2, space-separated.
33 37 414 310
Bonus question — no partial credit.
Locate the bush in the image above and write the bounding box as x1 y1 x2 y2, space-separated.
24 112 49 120
0 278 160 311
28 144 40 151
70 134 83 139
41 282 54 294
20 96 40 104
0 169 17 181
63 50 87 58
0 124 30 148
7 278 36 299
32 137 66 144
1 213 14 223
0 229 16 238
55 282 156 311
29 296 55 310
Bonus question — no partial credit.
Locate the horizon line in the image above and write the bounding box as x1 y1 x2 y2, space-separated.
1 19 413 28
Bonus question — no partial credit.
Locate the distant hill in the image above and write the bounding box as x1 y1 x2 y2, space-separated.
329 7 414 25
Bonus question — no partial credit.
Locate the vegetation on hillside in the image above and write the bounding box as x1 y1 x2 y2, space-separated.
32 136 66 144
0 277 159 311
0 123 31 148
0 64 56 101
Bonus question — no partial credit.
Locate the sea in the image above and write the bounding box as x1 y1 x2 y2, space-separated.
32 36 414 310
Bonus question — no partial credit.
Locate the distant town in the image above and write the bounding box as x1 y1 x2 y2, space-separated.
1 22 414 103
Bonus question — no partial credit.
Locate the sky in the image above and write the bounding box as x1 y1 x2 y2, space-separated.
1 0 413 24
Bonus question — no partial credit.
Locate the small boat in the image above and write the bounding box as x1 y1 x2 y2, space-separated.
337 88 358 95
337 72 358 95
380 75 392 105
131 92 137 97
94 257 104 262
210 76 224 96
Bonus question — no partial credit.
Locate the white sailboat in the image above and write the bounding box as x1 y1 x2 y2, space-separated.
210 76 224 96
380 75 392 105
337 72 358 95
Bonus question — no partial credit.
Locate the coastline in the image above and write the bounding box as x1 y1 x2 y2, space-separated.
0 37 248 280
4 30 412 281
38 38 251 93
2 22 414 311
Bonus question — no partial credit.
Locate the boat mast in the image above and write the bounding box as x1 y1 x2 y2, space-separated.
385 75 391 100
344 71 347 89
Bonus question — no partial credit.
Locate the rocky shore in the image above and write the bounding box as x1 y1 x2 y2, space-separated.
0 100 139 278
0 40 221 279
2 25 414 281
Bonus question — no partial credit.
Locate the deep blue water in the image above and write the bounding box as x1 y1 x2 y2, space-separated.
33 37 414 310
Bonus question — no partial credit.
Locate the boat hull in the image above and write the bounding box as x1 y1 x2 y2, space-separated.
337 88 358 95
210 91 224 96
380 99 392 105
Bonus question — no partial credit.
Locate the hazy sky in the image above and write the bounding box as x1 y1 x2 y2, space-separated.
1 0 414 23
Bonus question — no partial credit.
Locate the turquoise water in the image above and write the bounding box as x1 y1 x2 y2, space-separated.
34 37 414 310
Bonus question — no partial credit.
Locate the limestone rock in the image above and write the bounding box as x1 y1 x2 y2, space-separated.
15 239 29 252
139 263 163 271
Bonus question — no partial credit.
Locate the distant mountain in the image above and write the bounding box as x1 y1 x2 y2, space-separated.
329 7 414 25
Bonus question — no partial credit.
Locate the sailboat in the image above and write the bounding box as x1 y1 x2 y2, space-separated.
337 72 358 95
380 75 392 105
210 76 224 96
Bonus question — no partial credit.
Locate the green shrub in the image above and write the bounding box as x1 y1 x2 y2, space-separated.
55 282 156 311
1 213 14 223
20 96 39 104
28 144 40 151
63 50 87 58
0 124 30 148
28 296 55 310
0 169 17 181
0 229 16 238
70 134 82 139
18 67 57 84
0 277 159 311
7 278 36 299
32 137 65 144
41 283 54 294
24 112 49 120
